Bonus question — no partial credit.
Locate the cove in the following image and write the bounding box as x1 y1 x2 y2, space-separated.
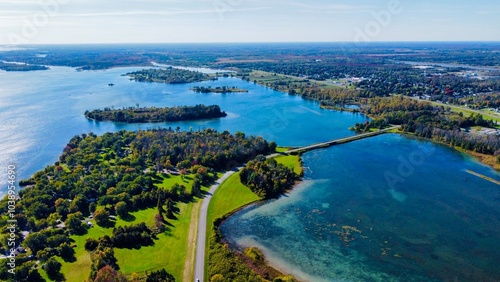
220 134 500 282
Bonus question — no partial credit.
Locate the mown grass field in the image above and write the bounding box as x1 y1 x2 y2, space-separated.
428 100 500 124
206 153 302 243
59 204 195 281
206 171 260 235
58 171 206 281
274 154 303 175
204 153 302 279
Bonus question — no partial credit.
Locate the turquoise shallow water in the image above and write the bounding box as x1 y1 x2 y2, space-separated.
221 134 500 282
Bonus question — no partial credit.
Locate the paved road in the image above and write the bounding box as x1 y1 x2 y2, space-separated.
287 125 400 154
194 169 240 282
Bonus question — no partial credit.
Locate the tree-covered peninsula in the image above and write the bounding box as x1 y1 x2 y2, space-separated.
0 129 276 281
126 67 212 84
240 155 298 199
85 105 227 123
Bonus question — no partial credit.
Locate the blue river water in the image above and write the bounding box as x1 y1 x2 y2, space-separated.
0 66 368 192
1 66 499 281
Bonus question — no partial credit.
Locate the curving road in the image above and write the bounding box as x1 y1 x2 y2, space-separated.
194 169 239 282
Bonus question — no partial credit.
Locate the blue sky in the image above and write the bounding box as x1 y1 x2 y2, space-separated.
0 0 499 44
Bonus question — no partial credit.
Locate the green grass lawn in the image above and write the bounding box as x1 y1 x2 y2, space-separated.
60 221 114 281
207 172 260 234
60 204 194 281
274 154 303 175
428 101 500 123
155 173 195 191
204 153 302 277
115 203 193 280
206 152 302 239
275 146 290 153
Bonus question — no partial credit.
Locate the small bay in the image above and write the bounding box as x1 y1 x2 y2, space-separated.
221 134 500 281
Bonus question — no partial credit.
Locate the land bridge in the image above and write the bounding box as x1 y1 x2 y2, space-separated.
286 125 401 154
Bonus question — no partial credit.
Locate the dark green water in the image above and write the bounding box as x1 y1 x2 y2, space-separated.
221 134 500 282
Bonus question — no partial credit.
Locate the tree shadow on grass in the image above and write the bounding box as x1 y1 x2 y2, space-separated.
47 272 65 282
96 219 116 229
162 218 175 227
166 213 178 220
119 213 136 222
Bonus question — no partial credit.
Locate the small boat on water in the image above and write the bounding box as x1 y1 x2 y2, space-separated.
108 83 115 86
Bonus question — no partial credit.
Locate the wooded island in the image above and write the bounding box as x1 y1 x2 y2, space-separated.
85 105 227 123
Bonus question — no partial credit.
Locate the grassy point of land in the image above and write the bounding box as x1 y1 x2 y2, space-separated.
206 171 260 234
207 152 302 228
275 146 291 153
274 154 303 175
205 152 302 277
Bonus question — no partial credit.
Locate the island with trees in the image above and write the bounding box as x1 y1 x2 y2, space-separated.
126 67 213 84
191 86 248 94
84 104 227 123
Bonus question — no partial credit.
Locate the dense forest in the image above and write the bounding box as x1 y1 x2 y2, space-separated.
0 129 275 281
126 67 212 84
191 86 248 93
85 105 227 123
350 96 500 154
240 156 298 199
